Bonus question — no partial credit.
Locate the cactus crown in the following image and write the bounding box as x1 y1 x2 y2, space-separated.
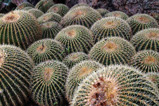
147 32 159 40
102 41 118 52
42 22 54 28
36 43 47 53
144 56 156 65
135 15 150 23
66 29 76 38
0 49 5 67
104 20 119 28
2 11 20 23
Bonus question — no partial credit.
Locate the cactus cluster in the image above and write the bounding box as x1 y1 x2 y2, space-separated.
28 8 44 18
55 25 94 54
127 14 158 35
66 60 104 102
35 0 54 12
105 11 129 20
130 50 159 73
72 65 159 106
47 4 69 16
27 39 65 65
41 21 62 38
96 8 109 16
0 10 42 50
37 12 62 24
31 60 68 106
63 52 89 68
91 17 132 42
130 28 159 52
0 45 34 106
89 37 136 66
61 6 102 28
16 2 34 10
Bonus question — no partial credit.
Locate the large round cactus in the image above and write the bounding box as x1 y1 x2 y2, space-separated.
70 3 89 10
47 4 69 16
41 21 62 39
61 6 102 28
28 8 44 18
105 11 129 20
16 2 34 10
35 0 54 12
55 25 94 54
89 37 136 66
130 50 159 73
91 17 132 42
72 65 159 106
145 72 159 90
96 8 109 17
31 60 68 106
0 10 42 50
37 12 62 24
66 60 104 102
0 45 34 106
130 28 159 52
63 52 89 68
27 39 66 65
126 14 158 35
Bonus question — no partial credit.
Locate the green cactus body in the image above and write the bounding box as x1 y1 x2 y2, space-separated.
47 4 69 16
145 72 159 90
27 39 65 65
31 60 68 106
61 6 102 28
130 50 159 73
0 45 34 106
41 21 62 39
35 0 54 13
22 7 34 11
28 8 44 19
66 60 104 102
0 10 42 50
96 8 109 17
16 2 34 10
55 25 94 54
63 52 89 68
126 14 158 35
72 65 159 106
91 17 132 42
130 28 159 52
89 37 136 66
70 3 89 10
104 11 129 20
0 14 4 18
37 12 62 24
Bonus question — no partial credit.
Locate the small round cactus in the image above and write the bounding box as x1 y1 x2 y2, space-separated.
55 25 94 54
89 37 136 66
16 2 34 10
27 39 66 65
63 52 89 68
0 10 42 50
130 28 159 52
31 60 68 106
0 45 34 106
22 7 34 11
91 17 132 42
35 0 54 12
96 8 109 17
72 65 159 106
126 14 158 35
129 50 159 73
28 8 44 18
47 4 69 16
104 11 129 20
61 6 102 28
66 60 104 102
41 21 62 39
37 12 62 24
145 72 159 90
